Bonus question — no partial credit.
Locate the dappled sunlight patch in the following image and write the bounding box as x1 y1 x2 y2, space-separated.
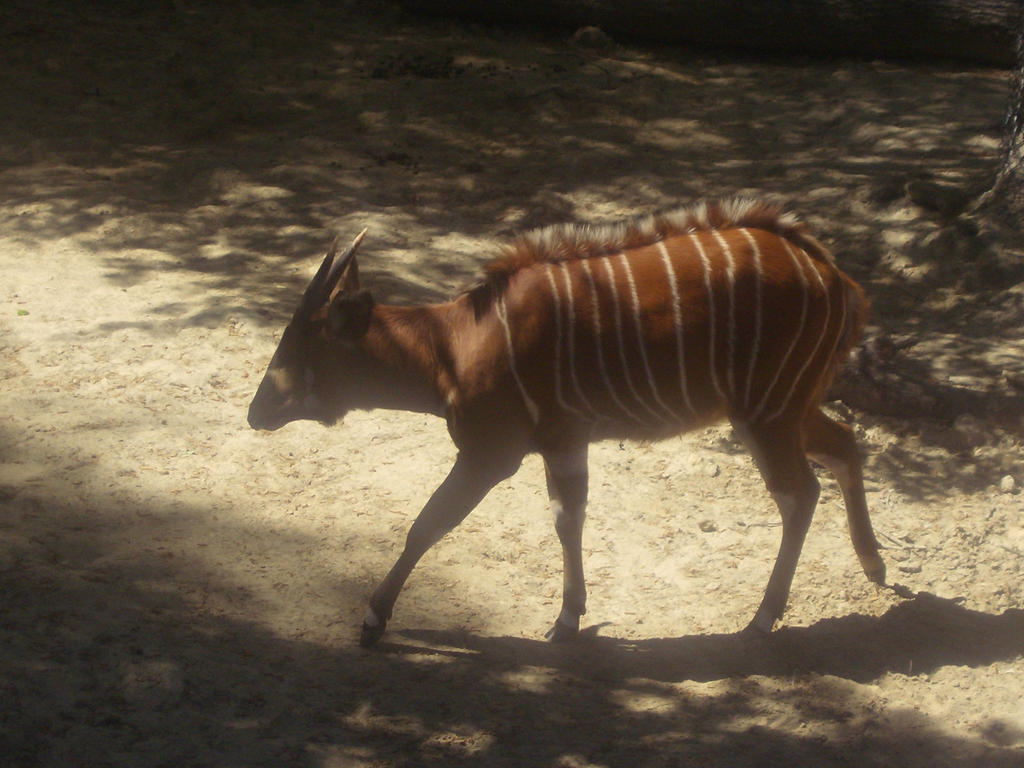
496 665 560 695
637 119 732 151
421 726 496 757
216 178 295 205
610 680 680 716
339 701 496 762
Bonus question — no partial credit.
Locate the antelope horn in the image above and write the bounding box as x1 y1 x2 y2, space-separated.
301 229 367 310
323 228 367 292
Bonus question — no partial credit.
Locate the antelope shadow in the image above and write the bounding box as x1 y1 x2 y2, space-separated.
395 590 1024 684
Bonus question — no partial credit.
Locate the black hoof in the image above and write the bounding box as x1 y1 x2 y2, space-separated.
359 621 386 648
741 618 773 638
866 562 887 585
545 618 580 643
741 623 769 638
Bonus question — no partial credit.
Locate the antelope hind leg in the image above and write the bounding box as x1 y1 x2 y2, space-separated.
803 409 886 584
735 421 821 634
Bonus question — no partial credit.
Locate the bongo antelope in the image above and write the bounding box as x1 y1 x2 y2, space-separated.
247 199 886 647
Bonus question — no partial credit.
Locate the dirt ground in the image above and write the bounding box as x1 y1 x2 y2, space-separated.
2 2 1024 766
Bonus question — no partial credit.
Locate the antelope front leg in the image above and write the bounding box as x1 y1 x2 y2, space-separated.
360 450 521 647
542 446 589 642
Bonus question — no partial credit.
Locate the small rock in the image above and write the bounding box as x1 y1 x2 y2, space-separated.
898 562 923 574
569 26 616 54
905 179 972 217
698 519 718 533
953 414 988 449
999 475 1016 493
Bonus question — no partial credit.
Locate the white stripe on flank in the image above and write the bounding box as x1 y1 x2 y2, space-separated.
581 259 642 423
749 240 808 422
688 232 724 400
495 295 540 423
738 229 764 409
656 241 695 417
710 230 737 399
599 256 666 424
558 262 599 419
617 252 681 422
765 247 830 422
544 265 583 416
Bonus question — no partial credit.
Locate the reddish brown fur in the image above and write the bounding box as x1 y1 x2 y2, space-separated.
486 218 862 442
477 199 831 298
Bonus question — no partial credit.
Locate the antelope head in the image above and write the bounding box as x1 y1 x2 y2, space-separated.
247 230 373 431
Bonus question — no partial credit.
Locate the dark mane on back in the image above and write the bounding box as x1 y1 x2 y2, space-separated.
466 198 831 317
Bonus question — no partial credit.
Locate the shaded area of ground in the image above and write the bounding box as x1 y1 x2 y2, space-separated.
3 467 1022 766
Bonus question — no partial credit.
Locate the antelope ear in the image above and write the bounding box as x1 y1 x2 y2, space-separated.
333 252 360 297
327 290 374 341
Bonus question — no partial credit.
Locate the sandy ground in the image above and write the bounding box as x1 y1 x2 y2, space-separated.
2 3 1024 766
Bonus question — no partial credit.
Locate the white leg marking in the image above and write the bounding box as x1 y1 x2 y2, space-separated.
550 491 586 532
600 257 666 424
711 230 737 400
549 497 566 522
656 241 696 418
688 233 725 400
559 262 600 419
544 265 584 416
495 295 540 423
738 229 764 410
618 253 682 422
363 608 382 627
765 248 830 422
581 259 642 423
749 240 809 421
